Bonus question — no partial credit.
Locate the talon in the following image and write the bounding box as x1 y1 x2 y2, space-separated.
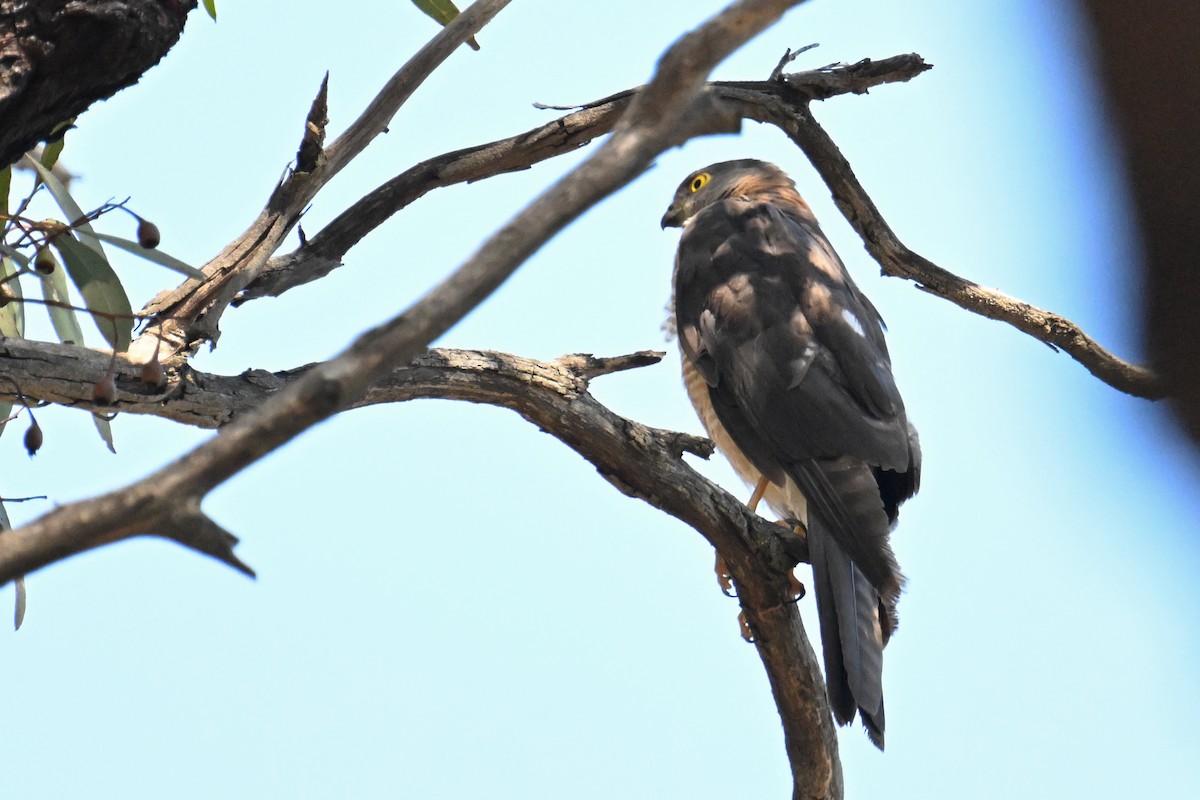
715 552 735 597
787 570 806 602
782 517 808 537
738 610 755 643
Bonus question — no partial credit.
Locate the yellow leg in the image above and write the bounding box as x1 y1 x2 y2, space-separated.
748 475 770 512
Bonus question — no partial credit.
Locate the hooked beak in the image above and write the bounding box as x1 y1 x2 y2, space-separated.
661 202 686 229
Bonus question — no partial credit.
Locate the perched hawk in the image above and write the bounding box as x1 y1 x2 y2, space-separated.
661 159 920 748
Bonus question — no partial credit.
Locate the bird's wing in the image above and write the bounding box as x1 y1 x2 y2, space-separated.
674 197 916 598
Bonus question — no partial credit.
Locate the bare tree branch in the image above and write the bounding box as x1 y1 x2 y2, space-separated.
236 52 1158 400
131 0 514 357
0 343 829 791
757 98 1165 399
0 336 277 428
239 98 636 302
0 343 816 562
242 54 932 303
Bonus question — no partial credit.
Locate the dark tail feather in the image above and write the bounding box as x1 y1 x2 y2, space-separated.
793 458 903 605
810 522 887 749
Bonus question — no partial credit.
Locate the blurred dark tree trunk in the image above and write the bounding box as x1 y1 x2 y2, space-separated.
1079 1 1200 446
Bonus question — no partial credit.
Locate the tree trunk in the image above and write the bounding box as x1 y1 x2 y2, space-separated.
0 0 193 168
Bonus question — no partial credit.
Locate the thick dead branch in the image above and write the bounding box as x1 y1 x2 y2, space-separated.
772 53 931 98
0 342 725 483
0 344 806 565
0 337 283 427
0 0 192 169
0 343 826 791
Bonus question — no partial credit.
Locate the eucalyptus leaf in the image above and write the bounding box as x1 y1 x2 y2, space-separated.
40 138 66 172
0 257 25 340
76 230 205 280
203 0 217 20
49 235 133 351
0 244 28 267
0 166 10 216
22 155 106 259
92 413 116 454
38 256 86 346
410 0 480 49
13 576 25 630
0 257 22 437
0 500 22 630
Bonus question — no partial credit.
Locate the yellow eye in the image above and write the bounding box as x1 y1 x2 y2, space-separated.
689 173 711 193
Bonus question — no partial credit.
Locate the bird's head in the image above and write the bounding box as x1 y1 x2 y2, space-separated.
660 159 803 228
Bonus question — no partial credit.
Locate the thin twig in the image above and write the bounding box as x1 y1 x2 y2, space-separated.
768 43 819 81
321 0 510 176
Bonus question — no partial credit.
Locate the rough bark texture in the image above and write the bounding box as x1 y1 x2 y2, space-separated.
0 0 193 169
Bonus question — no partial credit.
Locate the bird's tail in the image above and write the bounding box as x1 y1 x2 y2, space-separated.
809 522 890 749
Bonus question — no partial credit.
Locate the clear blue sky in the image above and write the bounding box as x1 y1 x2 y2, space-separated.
4 1 1199 797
